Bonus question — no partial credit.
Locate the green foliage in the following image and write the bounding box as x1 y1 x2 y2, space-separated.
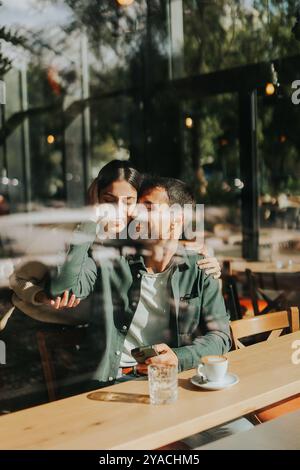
0 25 26 76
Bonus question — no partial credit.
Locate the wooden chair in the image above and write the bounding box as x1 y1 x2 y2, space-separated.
222 265 266 319
230 306 299 349
37 325 88 402
245 269 300 315
224 275 243 321
230 307 300 422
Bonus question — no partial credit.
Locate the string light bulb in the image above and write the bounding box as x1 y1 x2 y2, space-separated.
185 117 193 128
265 83 275 96
279 135 287 143
116 0 134 6
47 134 55 144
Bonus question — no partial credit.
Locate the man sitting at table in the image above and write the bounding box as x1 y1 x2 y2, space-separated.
48 175 231 382
48 176 255 448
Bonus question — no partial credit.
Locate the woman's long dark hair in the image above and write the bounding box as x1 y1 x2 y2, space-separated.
87 160 142 204
98 160 141 193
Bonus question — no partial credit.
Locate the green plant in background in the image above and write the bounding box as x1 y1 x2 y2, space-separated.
0 13 26 76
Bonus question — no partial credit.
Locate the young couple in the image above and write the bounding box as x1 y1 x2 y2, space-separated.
8 160 253 448
27 159 230 384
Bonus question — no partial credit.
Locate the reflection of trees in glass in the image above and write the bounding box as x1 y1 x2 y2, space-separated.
183 0 300 198
90 95 133 176
184 0 300 74
182 93 240 208
258 85 300 195
1 0 300 205
22 0 172 184
58 0 168 90
0 26 25 76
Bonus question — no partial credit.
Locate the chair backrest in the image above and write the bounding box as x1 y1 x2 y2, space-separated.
223 274 243 321
246 269 300 315
245 269 267 315
230 306 300 349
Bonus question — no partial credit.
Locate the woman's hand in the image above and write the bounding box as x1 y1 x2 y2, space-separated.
35 290 81 309
197 247 222 279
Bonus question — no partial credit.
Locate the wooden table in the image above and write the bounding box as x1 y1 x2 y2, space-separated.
230 260 300 274
227 228 300 247
201 409 300 450
0 332 300 450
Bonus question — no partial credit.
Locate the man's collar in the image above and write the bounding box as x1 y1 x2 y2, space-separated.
174 246 195 271
126 253 146 270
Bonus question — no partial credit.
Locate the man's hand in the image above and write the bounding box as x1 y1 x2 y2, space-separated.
35 290 81 310
136 343 178 375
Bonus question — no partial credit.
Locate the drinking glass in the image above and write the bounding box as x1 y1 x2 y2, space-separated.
148 364 178 405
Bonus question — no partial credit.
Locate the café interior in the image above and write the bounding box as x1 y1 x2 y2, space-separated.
0 0 300 450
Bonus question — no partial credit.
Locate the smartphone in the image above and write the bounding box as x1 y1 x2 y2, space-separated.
131 345 159 364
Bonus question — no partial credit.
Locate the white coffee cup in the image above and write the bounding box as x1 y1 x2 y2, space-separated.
196 355 228 383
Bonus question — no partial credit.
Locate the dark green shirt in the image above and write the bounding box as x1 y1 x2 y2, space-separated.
50 221 231 383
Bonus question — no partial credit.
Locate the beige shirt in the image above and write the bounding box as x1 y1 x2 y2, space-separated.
5 260 89 329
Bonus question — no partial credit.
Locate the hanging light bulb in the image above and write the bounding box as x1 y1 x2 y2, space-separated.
185 117 193 128
116 0 134 6
47 134 55 144
265 63 279 95
265 83 275 96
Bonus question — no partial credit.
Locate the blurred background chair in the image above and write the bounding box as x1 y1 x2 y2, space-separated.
245 269 300 315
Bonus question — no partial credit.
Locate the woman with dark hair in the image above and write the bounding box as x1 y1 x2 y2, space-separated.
87 159 142 206
9 160 143 314
2 160 144 409
85 159 142 239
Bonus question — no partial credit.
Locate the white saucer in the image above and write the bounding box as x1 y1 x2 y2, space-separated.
190 373 239 391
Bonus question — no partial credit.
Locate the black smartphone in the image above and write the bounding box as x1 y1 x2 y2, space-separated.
131 345 159 364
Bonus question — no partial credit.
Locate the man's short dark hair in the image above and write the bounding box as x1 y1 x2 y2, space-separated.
139 175 195 207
